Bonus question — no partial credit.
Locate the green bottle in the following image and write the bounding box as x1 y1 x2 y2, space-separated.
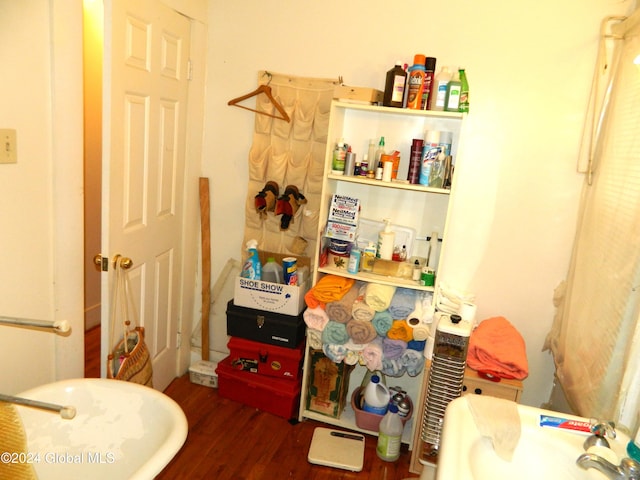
458 68 469 113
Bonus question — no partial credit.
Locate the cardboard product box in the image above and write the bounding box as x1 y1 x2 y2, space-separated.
234 250 310 316
227 336 305 382
188 360 218 388
327 194 360 226
333 85 383 105
226 299 306 349
216 355 301 420
306 349 354 418
325 221 358 242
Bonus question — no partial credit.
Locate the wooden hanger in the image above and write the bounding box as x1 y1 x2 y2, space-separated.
228 75 290 122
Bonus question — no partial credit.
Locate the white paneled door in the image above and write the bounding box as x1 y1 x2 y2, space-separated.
101 0 191 391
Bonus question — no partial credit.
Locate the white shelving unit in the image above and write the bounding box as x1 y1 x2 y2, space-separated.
298 100 465 448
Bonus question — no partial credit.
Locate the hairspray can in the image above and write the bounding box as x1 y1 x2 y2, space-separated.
407 138 423 184
282 257 298 286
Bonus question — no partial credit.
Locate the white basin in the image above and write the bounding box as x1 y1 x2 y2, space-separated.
437 395 630 480
15 378 187 480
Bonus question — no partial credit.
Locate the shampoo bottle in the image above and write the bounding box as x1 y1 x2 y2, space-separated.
331 138 347 175
241 239 262 280
377 219 395 260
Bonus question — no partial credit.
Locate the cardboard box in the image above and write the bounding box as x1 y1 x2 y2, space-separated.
188 360 218 388
234 250 310 316
306 349 354 418
325 221 358 241
333 85 383 104
327 194 360 226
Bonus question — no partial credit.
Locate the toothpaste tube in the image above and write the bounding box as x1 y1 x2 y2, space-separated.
539 415 591 433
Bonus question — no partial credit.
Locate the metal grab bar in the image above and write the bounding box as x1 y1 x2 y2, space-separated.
0 393 76 419
0 316 70 334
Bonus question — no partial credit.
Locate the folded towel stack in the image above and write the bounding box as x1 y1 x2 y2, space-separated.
309 280 430 379
467 316 528 380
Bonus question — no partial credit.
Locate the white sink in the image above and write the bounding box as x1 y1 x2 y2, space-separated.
15 378 187 480
437 395 630 480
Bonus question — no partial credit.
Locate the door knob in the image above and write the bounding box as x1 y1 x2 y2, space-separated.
93 254 133 271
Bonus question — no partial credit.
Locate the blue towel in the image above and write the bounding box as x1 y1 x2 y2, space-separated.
321 320 349 345
401 348 425 376
372 310 393 336
381 357 406 377
388 288 417 319
322 343 348 363
407 339 426 352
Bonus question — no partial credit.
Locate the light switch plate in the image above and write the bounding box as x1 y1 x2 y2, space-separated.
0 129 17 164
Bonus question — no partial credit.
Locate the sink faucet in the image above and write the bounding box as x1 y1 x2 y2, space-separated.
577 452 640 480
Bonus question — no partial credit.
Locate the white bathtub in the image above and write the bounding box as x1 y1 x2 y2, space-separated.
15 378 188 480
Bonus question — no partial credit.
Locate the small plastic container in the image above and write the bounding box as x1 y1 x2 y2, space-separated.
351 387 412 432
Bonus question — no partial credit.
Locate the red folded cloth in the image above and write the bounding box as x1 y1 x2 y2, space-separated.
466 316 528 380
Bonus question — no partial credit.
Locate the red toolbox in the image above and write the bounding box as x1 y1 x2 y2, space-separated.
227 337 305 382
216 355 301 420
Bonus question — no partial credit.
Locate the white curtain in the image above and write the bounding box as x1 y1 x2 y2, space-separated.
546 9 640 433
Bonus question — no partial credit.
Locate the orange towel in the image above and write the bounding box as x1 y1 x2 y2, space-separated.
305 275 355 309
386 319 414 343
467 316 528 380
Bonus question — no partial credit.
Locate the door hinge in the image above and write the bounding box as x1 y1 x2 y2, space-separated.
187 59 193 81
176 331 182 349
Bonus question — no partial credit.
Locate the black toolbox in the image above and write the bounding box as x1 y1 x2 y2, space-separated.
226 299 306 349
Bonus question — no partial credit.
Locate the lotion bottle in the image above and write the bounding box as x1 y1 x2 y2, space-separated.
377 219 395 260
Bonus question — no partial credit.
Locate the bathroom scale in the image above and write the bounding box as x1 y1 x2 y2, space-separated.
307 427 365 472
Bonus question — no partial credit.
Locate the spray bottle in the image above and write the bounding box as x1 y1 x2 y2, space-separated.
241 239 262 280
406 54 426 110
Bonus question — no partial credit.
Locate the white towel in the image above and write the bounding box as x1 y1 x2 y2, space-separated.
466 395 521 461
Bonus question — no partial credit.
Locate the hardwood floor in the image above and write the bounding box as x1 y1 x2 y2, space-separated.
84 327 418 480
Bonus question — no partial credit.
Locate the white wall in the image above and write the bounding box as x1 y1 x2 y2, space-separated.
205 0 634 408
0 0 84 393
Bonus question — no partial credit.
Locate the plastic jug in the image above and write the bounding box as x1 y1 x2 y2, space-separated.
362 374 390 415
376 403 404 462
262 257 282 283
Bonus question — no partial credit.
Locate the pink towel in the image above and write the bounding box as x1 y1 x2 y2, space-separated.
467 316 528 380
